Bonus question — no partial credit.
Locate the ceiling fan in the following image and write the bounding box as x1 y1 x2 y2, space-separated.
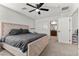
26 3 49 15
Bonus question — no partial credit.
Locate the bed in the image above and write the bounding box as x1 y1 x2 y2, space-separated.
0 22 48 56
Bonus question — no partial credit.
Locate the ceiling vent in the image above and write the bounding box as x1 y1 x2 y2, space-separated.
62 6 69 11
22 7 27 10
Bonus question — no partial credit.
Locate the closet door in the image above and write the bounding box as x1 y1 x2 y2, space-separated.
57 17 72 44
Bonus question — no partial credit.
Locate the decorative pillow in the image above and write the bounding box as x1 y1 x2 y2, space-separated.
8 29 22 35
8 28 30 35
21 29 30 34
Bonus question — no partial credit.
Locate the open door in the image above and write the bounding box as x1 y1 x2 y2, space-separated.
57 17 72 44
50 21 57 36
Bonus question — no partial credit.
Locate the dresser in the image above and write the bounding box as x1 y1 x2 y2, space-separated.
50 30 57 36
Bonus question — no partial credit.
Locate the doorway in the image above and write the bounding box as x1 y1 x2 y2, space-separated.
50 21 57 36
72 9 78 44
50 20 58 42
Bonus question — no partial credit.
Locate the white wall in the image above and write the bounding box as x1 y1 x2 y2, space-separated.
0 5 34 28
35 16 59 36
72 9 78 34
35 18 50 35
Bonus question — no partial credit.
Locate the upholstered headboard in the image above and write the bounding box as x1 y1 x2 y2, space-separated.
1 22 29 37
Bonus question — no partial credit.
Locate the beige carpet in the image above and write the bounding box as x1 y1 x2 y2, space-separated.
0 36 78 56
41 36 78 56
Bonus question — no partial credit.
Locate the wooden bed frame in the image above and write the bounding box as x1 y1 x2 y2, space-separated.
0 22 48 56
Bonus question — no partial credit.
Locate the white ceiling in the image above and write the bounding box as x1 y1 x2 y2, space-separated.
1 3 78 20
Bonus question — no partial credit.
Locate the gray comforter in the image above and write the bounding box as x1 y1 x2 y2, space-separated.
1 33 46 52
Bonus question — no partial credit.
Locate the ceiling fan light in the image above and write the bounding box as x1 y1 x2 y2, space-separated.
51 21 57 25
36 9 40 12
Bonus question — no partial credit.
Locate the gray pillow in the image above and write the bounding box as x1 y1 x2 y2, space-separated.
21 29 30 34
9 29 22 35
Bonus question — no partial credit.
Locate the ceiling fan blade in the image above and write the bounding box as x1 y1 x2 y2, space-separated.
29 9 36 12
40 8 49 11
26 3 36 8
38 11 41 14
37 3 44 8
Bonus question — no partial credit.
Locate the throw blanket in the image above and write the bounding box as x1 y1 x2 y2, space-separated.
0 33 46 53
